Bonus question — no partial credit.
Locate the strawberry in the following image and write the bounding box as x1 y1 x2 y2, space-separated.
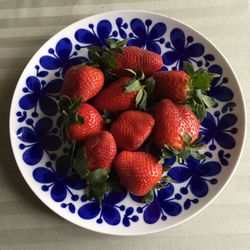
114 46 163 76
154 99 205 163
61 102 104 141
92 77 137 112
153 61 217 121
83 131 117 171
61 65 104 102
114 151 163 196
111 111 155 151
88 39 163 76
93 73 155 112
153 70 190 102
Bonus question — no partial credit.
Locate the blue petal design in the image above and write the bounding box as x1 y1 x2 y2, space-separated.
198 161 221 177
105 190 127 205
146 41 161 54
158 184 174 200
55 155 70 176
201 112 216 130
160 201 182 216
34 118 53 135
127 38 145 48
102 205 121 225
215 132 236 149
55 38 72 62
17 127 36 143
78 202 100 219
148 22 167 40
184 43 204 57
190 175 208 197
43 79 63 93
39 95 58 116
130 19 147 39
26 76 41 93
65 175 86 190
19 94 39 110
33 167 55 183
168 167 192 183
75 29 100 45
97 20 112 42
210 86 233 101
23 143 43 165
51 181 67 202
162 51 179 65
143 201 161 224
40 56 61 70
170 28 185 51
42 135 61 151
218 114 237 130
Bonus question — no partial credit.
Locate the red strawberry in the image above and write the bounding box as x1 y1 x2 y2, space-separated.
114 46 163 76
68 103 104 141
114 151 163 196
61 65 104 102
83 131 117 171
153 71 190 102
92 77 137 112
111 111 155 151
154 99 200 150
153 62 216 121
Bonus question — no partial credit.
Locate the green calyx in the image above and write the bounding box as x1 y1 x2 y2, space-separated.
72 147 124 207
183 61 219 122
73 148 110 207
59 95 84 127
159 133 207 164
88 38 130 76
124 69 156 111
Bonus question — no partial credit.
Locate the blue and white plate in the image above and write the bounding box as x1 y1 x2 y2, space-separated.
9 11 246 235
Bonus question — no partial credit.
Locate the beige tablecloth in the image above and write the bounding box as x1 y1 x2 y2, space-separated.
1 0 250 249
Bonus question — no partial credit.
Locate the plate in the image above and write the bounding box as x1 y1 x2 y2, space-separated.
9 10 246 235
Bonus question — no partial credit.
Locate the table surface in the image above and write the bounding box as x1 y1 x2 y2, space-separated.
1 0 250 249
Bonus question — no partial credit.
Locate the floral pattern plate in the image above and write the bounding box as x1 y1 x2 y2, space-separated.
9 11 246 235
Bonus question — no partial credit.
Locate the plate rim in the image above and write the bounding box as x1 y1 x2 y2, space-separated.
9 10 247 236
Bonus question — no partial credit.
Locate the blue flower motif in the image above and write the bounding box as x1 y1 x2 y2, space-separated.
200 111 237 150
127 19 167 54
78 190 127 225
40 37 87 77
163 28 204 69
168 157 221 198
75 20 118 49
131 184 182 224
122 207 139 227
208 64 234 102
19 76 63 116
17 118 61 165
33 155 85 202
116 17 128 39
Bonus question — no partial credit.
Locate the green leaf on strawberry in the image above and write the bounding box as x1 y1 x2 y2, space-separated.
160 133 206 164
88 38 129 76
182 61 219 122
124 69 155 111
72 148 110 207
59 95 84 127
142 189 154 203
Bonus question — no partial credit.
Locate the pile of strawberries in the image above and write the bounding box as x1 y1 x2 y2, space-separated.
59 39 216 205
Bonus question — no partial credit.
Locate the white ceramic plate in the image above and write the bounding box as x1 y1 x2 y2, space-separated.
9 11 246 235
